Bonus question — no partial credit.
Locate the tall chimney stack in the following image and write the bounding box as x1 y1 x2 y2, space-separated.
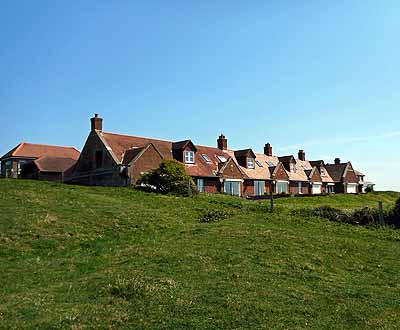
298 149 306 161
264 143 273 157
217 134 228 150
91 113 103 132
334 157 341 165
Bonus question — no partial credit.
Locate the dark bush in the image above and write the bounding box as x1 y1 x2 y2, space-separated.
313 206 349 223
137 160 198 197
350 207 379 226
365 186 374 193
199 209 229 223
387 197 400 228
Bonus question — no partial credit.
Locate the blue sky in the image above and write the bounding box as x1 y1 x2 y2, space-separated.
1 1 399 190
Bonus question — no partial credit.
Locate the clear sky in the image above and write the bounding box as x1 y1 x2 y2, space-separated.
1 1 399 190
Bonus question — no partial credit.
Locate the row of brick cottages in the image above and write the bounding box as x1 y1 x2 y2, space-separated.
0 114 374 196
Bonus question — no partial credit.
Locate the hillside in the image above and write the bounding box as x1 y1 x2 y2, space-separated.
1 180 400 330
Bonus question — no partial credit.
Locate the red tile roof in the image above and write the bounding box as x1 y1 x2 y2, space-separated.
34 156 78 173
1 143 80 160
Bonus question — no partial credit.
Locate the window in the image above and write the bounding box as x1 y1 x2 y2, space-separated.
328 184 335 194
298 182 302 194
224 180 241 196
247 158 255 169
3 160 12 178
267 161 275 167
254 181 265 196
347 184 357 194
312 183 322 195
320 168 326 175
95 150 103 168
5 160 12 170
18 160 27 175
197 178 205 192
276 181 288 194
202 154 211 163
290 163 296 173
255 160 263 167
216 155 227 163
184 150 195 164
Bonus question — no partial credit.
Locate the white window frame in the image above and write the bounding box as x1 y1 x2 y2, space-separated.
298 181 302 194
254 180 266 196
197 178 205 192
327 183 335 194
347 183 357 194
290 163 296 173
276 181 289 194
312 182 322 195
184 150 195 164
224 179 242 197
247 158 255 169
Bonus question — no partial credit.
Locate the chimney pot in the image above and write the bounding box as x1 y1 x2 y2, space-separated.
335 158 341 165
298 149 306 161
91 114 103 131
264 143 273 156
217 134 228 150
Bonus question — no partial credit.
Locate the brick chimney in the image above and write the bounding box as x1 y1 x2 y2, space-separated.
334 158 341 165
264 143 273 157
217 134 227 150
298 149 306 161
91 113 103 131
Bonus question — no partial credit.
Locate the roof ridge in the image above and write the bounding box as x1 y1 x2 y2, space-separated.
11 142 25 156
21 142 79 150
101 131 174 144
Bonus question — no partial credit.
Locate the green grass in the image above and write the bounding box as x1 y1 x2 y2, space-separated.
0 179 400 330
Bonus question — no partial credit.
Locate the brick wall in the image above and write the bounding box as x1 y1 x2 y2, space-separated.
129 145 163 184
71 131 125 186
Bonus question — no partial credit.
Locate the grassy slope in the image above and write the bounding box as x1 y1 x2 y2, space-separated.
0 180 400 330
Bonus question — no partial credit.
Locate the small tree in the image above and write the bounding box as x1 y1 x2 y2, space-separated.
365 186 374 193
138 159 198 197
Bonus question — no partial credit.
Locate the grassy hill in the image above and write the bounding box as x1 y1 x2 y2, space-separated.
1 180 400 330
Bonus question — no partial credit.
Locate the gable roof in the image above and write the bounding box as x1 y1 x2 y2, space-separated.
1 143 80 160
99 131 173 163
304 159 334 183
325 162 349 182
278 155 295 163
234 149 256 159
33 156 78 173
122 143 164 166
172 140 197 152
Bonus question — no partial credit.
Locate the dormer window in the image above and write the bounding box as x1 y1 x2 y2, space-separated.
320 168 326 175
184 150 195 164
290 163 296 173
247 158 255 169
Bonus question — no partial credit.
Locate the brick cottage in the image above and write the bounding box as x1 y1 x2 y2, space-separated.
65 114 374 197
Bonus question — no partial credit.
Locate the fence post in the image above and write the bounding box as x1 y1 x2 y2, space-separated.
270 192 274 213
378 201 384 226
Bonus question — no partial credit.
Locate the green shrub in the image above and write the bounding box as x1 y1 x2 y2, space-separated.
314 206 349 223
137 160 198 197
365 186 374 193
199 209 229 223
350 207 380 226
387 197 400 228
